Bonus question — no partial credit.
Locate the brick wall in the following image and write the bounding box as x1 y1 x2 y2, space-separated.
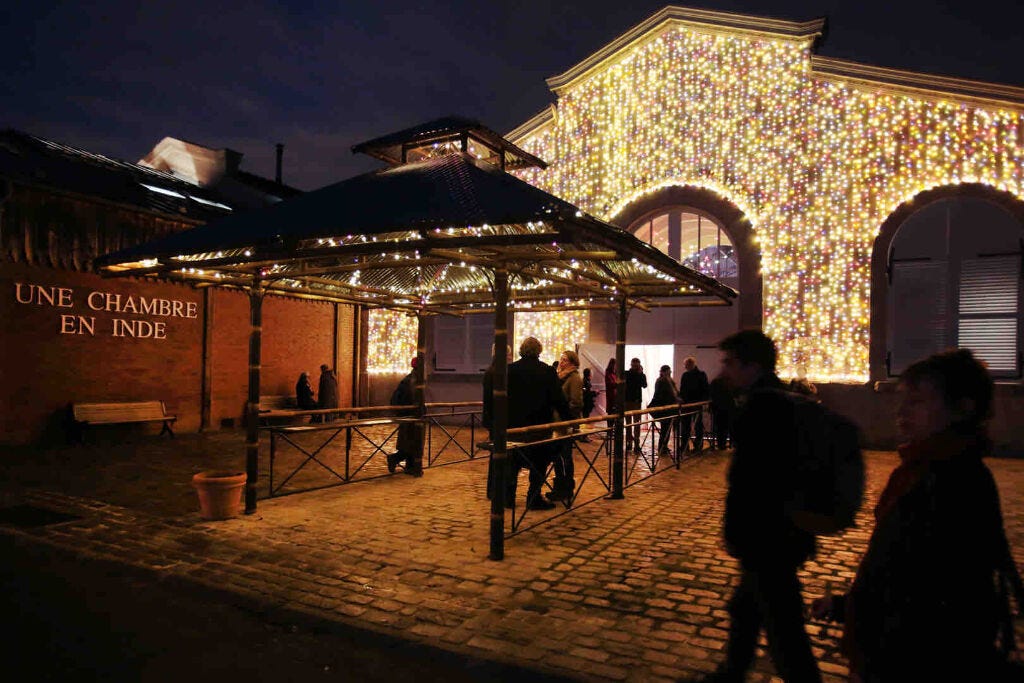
1 262 356 444
1 263 204 443
189 289 353 429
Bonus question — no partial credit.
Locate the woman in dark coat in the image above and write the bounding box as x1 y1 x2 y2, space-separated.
813 349 1023 682
604 358 618 430
295 372 316 409
582 368 598 418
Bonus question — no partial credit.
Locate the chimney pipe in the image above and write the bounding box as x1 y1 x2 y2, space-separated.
275 143 284 184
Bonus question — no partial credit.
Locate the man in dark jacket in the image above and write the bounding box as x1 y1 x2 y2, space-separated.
686 330 820 683
708 373 735 450
507 337 571 510
678 356 709 452
623 358 647 451
317 364 339 422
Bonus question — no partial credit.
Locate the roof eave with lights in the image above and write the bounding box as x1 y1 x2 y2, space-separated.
97 120 735 315
100 213 735 316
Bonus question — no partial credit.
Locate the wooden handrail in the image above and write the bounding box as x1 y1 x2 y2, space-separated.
506 400 709 435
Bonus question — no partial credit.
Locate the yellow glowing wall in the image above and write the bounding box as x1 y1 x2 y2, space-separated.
367 309 418 374
514 310 590 364
514 26 1024 382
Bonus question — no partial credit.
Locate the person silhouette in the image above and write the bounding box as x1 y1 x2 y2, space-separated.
811 349 1024 682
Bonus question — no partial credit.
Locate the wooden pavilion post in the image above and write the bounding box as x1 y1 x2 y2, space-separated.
611 295 628 499
488 268 509 561
244 273 263 514
414 312 427 471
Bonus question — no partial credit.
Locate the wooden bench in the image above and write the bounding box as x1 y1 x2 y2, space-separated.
72 401 176 440
257 395 305 425
259 395 296 412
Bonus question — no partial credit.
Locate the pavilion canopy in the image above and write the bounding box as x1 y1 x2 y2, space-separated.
95 153 736 314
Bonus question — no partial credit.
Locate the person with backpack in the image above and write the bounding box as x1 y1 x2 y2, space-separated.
682 330 823 683
811 349 1024 682
387 357 422 476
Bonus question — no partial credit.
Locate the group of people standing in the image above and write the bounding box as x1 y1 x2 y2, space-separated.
486 331 1022 681
486 344 744 510
483 337 574 510
603 355 737 457
484 338 607 510
294 364 339 422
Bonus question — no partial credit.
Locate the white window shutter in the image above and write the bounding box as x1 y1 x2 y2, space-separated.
958 255 1020 376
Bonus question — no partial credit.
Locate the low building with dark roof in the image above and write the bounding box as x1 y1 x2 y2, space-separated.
0 130 353 444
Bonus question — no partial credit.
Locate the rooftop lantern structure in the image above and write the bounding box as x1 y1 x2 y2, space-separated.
351 116 547 172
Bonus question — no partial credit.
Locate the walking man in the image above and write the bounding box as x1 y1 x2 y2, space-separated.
387 357 422 476
685 330 821 683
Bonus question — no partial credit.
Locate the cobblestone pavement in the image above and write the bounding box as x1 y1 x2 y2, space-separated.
2 427 1023 682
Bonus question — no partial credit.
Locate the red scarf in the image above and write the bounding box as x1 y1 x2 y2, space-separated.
874 430 985 522
843 428 988 674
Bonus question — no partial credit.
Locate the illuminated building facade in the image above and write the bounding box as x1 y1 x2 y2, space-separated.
483 6 1024 450
7 7 1024 452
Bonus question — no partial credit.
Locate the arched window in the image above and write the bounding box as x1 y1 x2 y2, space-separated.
629 208 737 281
888 197 1023 378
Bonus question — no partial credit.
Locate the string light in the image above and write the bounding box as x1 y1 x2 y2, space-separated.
367 310 417 374
515 310 589 364
511 25 1024 383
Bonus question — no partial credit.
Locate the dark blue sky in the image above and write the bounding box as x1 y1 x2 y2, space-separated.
4 1 1022 190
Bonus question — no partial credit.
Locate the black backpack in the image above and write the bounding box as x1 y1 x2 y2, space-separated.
785 393 865 535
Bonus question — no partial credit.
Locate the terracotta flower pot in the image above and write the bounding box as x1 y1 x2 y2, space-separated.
191 470 246 520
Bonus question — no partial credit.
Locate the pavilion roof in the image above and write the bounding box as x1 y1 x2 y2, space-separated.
95 152 736 314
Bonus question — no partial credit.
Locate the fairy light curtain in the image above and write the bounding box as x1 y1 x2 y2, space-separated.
513 24 1024 383
366 309 590 372
514 310 590 365
367 309 418 374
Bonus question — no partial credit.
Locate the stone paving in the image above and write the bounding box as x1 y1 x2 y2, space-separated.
2 426 1023 682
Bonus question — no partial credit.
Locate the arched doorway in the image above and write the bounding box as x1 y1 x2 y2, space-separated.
611 184 761 329
871 184 1024 380
609 185 758 375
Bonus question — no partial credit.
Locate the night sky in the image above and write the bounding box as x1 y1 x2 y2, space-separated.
4 1 1022 191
